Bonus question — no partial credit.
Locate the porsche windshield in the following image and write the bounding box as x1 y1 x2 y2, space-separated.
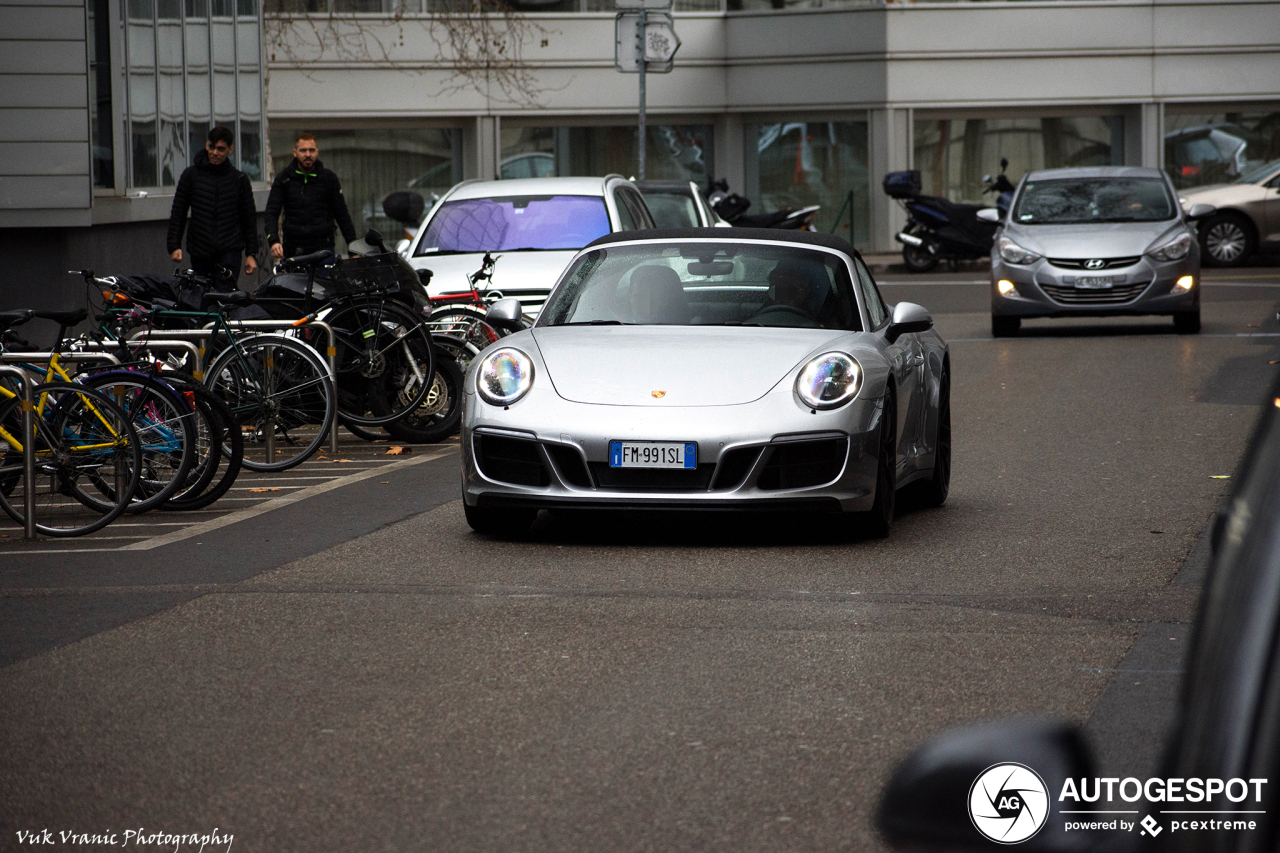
415 195 611 255
538 243 862 331
1012 177 1177 224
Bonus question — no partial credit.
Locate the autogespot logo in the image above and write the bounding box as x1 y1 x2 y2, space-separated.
970 763 1051 844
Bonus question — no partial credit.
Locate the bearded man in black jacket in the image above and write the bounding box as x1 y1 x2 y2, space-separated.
264 132 357 261
166 125 259 289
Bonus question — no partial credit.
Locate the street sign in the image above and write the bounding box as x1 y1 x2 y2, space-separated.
614 12 680 74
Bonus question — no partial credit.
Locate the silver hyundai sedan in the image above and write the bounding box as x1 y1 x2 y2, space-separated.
988 166 1204 336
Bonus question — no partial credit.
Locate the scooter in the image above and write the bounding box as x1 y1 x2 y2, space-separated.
707 180 820 230
888 159 1016 273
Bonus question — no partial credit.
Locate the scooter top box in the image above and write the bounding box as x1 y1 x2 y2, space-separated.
882 170 922 199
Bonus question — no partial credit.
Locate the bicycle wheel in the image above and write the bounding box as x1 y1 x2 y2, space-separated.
160 377 244 510
77 372 196 514
325 299 435 427
0 383 142 536
427 306 501 356
205 334 335 472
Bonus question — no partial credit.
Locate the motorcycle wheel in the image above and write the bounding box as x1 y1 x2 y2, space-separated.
902 243 939 273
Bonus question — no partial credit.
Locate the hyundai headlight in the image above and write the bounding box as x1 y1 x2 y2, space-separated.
477 347 534 406
1148 231 1192 262
998 236 1042 265
796 353 862 410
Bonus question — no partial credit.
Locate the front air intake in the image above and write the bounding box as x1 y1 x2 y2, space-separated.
757 437 848 490
474 434 549 487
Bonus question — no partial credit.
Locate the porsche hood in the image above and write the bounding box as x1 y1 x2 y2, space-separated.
529 326 848 407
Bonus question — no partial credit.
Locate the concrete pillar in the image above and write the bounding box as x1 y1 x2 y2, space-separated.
715 113 744 194
869 107 911 253
1140 102 1163 170
463 116 501 181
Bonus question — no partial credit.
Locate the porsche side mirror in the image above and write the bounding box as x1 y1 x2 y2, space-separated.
977 208 1002 223
886 302 933 343
877 717 1098 852
485 297 524 333
1187 203 1216 219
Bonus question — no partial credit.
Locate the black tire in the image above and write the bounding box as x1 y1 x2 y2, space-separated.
0 383 142 537
205 334 336 472
464 501 536 535
1174 309 1202 334
340 418 389 441
902 242 939 273
917 366 951 508
384 355 464 444
325 299 435 427
1200 212 1256 267
77 372 197 514
992 315 1021 337
161 379 244 511
855 388 896 539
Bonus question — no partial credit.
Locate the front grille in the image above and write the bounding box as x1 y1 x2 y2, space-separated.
546 444 593 488
757 438 848 490
1040 280 1150 305
1047 256 1142 270
589 463 715 491
475 434 549 486
712 446 762 490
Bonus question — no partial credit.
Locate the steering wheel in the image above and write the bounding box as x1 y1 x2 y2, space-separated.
748 303 820 326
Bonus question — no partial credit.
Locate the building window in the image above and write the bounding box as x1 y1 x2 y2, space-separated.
88 0 115 188
744 120 870 246
500 124 714 185
1164 106 1280 190
269 127 464 245
123 0 265 188
913 116 1124 204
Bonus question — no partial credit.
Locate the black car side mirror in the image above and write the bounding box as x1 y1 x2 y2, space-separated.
382 191 426 224
886 301 933 343
877 717 1099 852
484 297 524 333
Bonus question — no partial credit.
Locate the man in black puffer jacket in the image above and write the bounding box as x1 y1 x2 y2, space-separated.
166 125 259 289
263 132 357 261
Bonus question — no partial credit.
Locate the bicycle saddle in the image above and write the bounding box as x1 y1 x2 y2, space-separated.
0 309 34 330
203 290 252 306
288 250 334 268
32 308 89 326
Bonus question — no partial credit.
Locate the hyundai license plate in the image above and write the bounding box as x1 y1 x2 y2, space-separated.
609 441 697 469
1075 276 1113 289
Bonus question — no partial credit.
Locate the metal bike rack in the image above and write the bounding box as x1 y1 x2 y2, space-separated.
129 321 339 456
1 352 122 366
77 339 203 375
0 366 37 540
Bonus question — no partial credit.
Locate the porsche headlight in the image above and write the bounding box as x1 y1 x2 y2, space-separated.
477 347 534 406
997 236 1042 265
796 353 862 410
1148 231 1192 262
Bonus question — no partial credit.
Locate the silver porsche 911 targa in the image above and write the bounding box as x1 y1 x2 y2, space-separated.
460 228 951 538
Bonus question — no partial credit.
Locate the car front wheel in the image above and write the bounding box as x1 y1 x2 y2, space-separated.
1200 212 1256 267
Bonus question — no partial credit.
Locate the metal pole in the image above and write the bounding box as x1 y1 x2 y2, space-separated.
637 7 646 181
0 367 38 540
264 342 275 465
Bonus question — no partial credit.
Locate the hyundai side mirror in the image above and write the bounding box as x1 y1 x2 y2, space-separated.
877 717 1099 852
977 208 1002 223
1186 203 1216 219
484 297 524 333
886 301 933 343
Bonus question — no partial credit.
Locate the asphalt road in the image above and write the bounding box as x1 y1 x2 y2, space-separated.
2 266 1279 852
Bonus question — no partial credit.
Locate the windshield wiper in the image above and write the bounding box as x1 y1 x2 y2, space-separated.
556 320 630 326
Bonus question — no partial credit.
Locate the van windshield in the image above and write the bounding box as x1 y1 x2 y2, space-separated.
415 195 611 255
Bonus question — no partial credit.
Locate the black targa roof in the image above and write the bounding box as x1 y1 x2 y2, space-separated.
585 227 865 262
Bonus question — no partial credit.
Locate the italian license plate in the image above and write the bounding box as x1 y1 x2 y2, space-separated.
609 441 697 469
1075 276 1113 289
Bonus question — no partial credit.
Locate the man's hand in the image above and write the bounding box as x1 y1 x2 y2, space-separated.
170 249 182 262
270 243 284 259
244 255 258 275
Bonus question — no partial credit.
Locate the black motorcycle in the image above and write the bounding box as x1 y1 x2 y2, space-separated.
886 159 1016 273
707 180 820 230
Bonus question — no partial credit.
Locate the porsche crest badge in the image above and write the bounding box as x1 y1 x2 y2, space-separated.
651 390 666 398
